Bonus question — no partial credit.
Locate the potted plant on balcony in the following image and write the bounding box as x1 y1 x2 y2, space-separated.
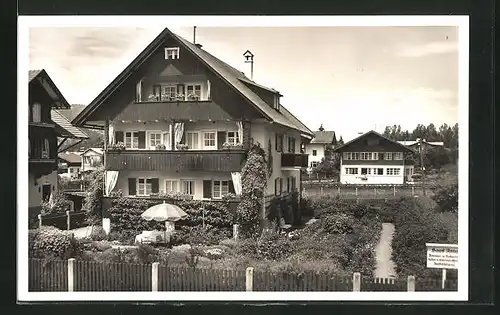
175 93 185 101
222 142 243 150
155 144 166 150
176 143 189 151
108 141 126 152
147 93 158 102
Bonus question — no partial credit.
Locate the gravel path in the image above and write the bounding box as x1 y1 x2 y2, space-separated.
374 223 396 278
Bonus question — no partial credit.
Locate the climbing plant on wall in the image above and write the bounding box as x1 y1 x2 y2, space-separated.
236 141 268 238
267 138 273 178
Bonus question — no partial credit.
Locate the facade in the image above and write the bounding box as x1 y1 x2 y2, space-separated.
72 27 314 218
333 130 416 185
58 152 82 178
81 148 104 173
28 70 88 215
304 127 337 172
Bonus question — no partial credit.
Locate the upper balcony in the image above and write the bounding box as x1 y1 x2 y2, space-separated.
281 153 308 169
106 149 246 172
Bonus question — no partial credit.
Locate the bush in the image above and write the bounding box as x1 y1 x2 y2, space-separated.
82 168 104 225
256 230 293 260
40 192 73 215
29 226 82 260
90 225 107 241
91 244 160 264
322 213 355 234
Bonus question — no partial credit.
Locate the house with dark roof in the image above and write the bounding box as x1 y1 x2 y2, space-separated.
58 152 83 177
29 69 88 216
305 125 337 172
72 27 314 220
332 130 417 185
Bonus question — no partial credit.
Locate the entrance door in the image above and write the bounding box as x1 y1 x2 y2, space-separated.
42 184 51 201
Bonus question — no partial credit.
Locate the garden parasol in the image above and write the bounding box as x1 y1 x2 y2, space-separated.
140 201 188 239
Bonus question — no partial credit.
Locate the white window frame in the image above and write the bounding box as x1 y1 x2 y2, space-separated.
393 152 403 160
32 103 42 122
202 130 217 150
213 180 229 199
312 150 317 156
311 161 318 168
345 167 358 175
180 180 195 196
226 131 240 145
124 131 140 149
137 178 153 196
372 152 379 160
185 131 200 150
160 85 177 101
384 152 393 160
360 152 371 160
147 131 163 150
343 152 350 160
41 138 50 158
353 152 360 160
387 168 401 176
162 132 171 150
164 180 179 194
186 84 202 101
165 47 180 60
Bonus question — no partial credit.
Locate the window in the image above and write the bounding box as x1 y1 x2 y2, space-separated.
343 152 350 160
273 95 280 110
186 132 199 150
181 180 195 195
353 152 360 160
165 47 180 59
137 178 153 196
202 131 216 149
311 161 318 168
125 132 139 149
32 103 41 122
226 131 240 145
345 168 358 175
148 132 162 149
41 138 49 158
372 152 379 160
312 150 317 156
393 152 403 160
387 168 401 176
360 152 371 160
377 168 384 175
275 133 283 152
288 137 296 153
384 152 393 160
165 180 178 193
213 180 229 199
186 84 202 100
361 168 368 175
161 85 177 101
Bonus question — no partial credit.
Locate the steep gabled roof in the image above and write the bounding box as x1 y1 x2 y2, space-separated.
51 109 89 139
72 28 313 137
81 147 104 156
333 130 415 153
28 69 71 109
310 130 336 144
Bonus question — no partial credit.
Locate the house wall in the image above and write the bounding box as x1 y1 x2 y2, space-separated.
82 150 103 172
305 143 325 170
339 164 405 185
29 170 58 208
112 170 232 200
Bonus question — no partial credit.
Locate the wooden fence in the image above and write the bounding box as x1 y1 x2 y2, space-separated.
36 211 87 231
302 184 432 199
28 259 458 292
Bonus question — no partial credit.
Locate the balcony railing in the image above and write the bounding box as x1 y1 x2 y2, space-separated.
106 150 246 172
281 153 308 168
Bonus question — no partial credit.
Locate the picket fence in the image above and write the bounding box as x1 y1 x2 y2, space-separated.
28 258 457 292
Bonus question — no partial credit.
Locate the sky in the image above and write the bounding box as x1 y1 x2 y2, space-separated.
29 25 460 141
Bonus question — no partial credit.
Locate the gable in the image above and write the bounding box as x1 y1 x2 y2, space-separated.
334 131 414 153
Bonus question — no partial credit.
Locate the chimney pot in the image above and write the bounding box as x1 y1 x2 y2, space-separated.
195 43 203 48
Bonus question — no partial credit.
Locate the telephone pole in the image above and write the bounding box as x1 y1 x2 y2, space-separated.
418 138 426 196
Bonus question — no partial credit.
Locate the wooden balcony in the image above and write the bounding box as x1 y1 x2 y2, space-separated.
106 149 247 172
281 153 308 168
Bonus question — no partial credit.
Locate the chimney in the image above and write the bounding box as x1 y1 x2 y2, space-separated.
195 43 203 49
193 26 196 44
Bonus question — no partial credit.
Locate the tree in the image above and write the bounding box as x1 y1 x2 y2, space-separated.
431 179 458 213
313 144 340 178
338 136 344 145
332 132 338 146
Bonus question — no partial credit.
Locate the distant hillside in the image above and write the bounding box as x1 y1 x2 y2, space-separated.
58 104 104 152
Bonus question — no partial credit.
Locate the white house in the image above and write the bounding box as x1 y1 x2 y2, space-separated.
80 148 104 173
304 126 337 172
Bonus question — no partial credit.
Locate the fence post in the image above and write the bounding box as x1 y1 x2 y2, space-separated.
246 267 254 291
374 187 377 196
102 218 111 235
66 211 71 230
233 224 239 240
393 185 396 196
352 272 361 292
67 258 75 292
337 186 340 196
38 214 42 229
407 275 415 292
151 262 159 292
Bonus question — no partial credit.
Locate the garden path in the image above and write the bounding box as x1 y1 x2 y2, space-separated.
374 223 396 278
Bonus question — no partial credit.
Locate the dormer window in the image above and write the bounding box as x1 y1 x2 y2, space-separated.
165 47 180 60
273 95 280 111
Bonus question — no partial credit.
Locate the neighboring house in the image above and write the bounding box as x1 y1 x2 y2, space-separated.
28 69 87 216
72 27 314 219
304 126 337 172
58 152 83 178
80 148 104 173
332 130 416 185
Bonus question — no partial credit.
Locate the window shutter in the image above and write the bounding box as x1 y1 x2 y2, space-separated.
275 178 279 196
115 131 124 143
203 180 212 198
228 180 235 194
279 178 283 194
217 131 226 150
275 133 278 152
128 178 136 196
138 132 146 149
151 178 159 193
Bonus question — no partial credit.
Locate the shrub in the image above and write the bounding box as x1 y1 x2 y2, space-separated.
322 213 355 234
40 192 73 215
256 230 293 260
431 179 458 213
82 168 104 225
185 225 229 246
29 226 82 260
90 225 107 241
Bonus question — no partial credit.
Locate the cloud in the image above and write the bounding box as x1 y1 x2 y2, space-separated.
394 41 458 57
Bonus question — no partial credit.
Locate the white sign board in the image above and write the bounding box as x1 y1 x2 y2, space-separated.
426 243 458 269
